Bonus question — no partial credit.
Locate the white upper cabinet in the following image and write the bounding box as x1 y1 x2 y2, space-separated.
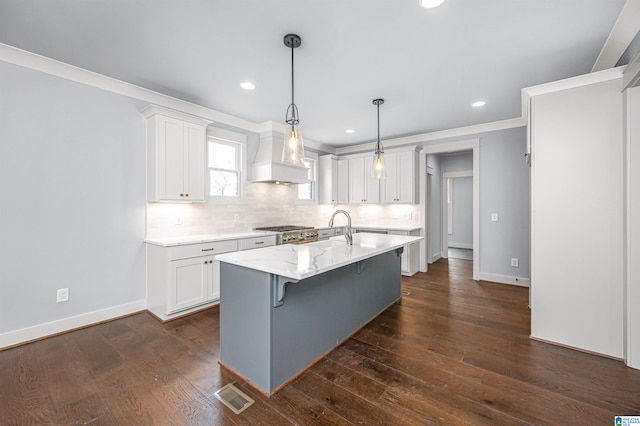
337 159 349 203
349 155 380 204
383 150 417 204
143 106 210 202
319 155 349 204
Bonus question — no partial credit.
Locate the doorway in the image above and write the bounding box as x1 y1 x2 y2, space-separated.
443 171 473 260
419 139 479 281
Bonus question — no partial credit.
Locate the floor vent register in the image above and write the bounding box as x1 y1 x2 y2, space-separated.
214 383 255 415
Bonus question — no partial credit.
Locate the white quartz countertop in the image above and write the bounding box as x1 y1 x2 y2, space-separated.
352 224 421 232
316 224 421 232
144 231 276 247
215 232 423 280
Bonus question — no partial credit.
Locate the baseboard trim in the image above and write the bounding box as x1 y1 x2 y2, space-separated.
448 242 473 249
431 252 442 263
530 335 623 362
0 299 147 350
478 272 530 287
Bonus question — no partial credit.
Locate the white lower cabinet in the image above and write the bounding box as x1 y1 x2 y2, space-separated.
147 235 275 321
388 229 421 276
168 255 219 314
147 240 237 320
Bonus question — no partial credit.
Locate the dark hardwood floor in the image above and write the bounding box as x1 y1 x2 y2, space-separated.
2 258 639 425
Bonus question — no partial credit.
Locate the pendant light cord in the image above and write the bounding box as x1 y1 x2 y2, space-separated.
377 102 380 151
374 99 384 154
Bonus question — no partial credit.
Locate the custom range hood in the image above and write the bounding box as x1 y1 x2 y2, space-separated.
251 135 309 184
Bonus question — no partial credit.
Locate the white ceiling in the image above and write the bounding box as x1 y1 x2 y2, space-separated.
0 0 629 147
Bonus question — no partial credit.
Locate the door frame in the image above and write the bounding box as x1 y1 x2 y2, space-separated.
419 139 479 281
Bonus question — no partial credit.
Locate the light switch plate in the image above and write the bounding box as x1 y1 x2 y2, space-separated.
491 213 499 222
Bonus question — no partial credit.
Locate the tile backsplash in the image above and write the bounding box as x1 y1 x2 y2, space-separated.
146 182 420 238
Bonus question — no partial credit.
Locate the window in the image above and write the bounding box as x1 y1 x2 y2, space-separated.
207 128 246 201
297 157 316 202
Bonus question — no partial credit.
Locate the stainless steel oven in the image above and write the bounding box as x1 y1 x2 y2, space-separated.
254 225 319 245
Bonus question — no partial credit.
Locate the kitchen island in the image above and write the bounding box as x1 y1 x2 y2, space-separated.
215 232 422 396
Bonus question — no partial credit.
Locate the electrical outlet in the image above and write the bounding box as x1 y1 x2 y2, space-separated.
234 214 240 222
56 288 69 303
175 217 182 225
511 258 519 267
491 213 499 222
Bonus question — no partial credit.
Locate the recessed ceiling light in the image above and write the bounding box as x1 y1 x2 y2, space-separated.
346 129 355 134
240 81 256 90
472 101 486 108
419 0 446 9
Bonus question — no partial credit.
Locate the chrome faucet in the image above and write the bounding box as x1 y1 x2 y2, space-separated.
328 210 353 245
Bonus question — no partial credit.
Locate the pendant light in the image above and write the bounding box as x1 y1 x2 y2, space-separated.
281 34 305 166
372 98 385 179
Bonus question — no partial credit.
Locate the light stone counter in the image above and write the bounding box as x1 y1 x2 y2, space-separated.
215 232 422 280
144 231 276 247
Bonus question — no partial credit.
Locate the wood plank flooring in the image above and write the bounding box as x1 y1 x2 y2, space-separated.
2 258 639 425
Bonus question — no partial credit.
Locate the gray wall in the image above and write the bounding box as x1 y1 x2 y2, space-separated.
441 152 473 246
421 127 530 279
0 61 147 333
440 152 473 172
449 177 473 246
478 127 529 278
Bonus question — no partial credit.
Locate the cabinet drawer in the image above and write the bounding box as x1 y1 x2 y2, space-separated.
168 240 238 260
318 229 335 239
239 235 276 251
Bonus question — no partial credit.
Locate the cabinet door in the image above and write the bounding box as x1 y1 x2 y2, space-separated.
319 156 337 204
157 116 185 201
168 257 208 314
383 153 399 203
396 151 415 203
388 230 409 273
363 155 380 204
337 159 349 204
208 258 221 302
183 122 205 201
349 157 366 203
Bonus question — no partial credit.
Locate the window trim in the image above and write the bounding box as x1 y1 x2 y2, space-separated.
296 152 318 205
207 128 247 204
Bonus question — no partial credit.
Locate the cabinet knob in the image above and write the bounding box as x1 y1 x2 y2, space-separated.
180 193 184 197
185 194 189 197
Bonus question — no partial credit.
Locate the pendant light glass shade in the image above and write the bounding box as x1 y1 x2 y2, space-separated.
372 98 385 179
281 34 305 166
373 150 385 179
283 125 305 166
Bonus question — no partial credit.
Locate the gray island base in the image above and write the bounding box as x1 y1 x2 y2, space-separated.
219 248 403 396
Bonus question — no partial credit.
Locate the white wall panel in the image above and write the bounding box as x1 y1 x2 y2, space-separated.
625 86 640 369
531 78 623 358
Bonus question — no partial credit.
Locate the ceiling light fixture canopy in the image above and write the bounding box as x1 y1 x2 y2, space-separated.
419 0 446 8
372 98 385 179
281 33 305 167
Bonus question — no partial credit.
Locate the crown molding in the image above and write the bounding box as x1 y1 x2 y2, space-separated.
0 42 263 132
334 117 524 156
